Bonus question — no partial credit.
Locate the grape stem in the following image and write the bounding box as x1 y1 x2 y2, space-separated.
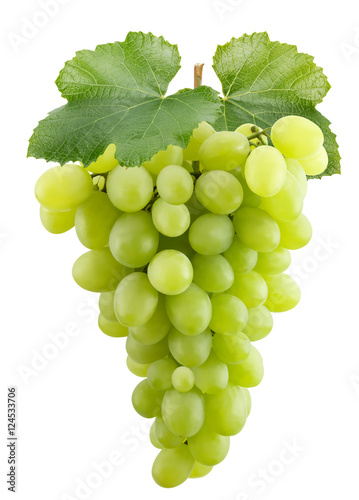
247 127 271 141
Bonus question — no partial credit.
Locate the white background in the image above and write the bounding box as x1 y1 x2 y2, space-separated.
1 0 359 499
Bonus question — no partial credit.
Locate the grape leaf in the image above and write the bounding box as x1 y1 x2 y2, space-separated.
212 32 341 178
28 32 221 167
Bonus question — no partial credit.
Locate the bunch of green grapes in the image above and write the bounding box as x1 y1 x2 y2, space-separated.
34 114 325 488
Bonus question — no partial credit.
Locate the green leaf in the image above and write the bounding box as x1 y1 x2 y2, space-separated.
28 32 221 167
213 32 340 178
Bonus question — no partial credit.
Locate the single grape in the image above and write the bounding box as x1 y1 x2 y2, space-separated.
277 214 312 249
156 165 194 204
209 294 248 335
106 165 153 212
244 145 287 197
299 146 328 176
228 345 264 387
172 367 195 392
148 250 193 295
183 121 216 161
188 423 230 466
227 271 268 309
126 356 150 378
162 387 205 437
192 351 229 394
195 170 243 214
125 333 169 365
286 158 307 197
191 254 234 293
154 417 184 449
132 379 164 418
254 246 291 275
143 145 183 177
99 290 117 321
260 171 303 222
189 462 213 479
231 169 261 207
147 358 178 391
152 444 195 488
223 236 258 273
150 422 163 449
86 144 118 174
168 327 212 367
199 131 250 171
205 383 247 436
212 331 251 365
98 314 128 338
39 206 76 234
233 207 280 253
263 274 301 312
242 305 273 342
129 295 171 345
151 198 190 237
189 213 234 255
235 123 268 149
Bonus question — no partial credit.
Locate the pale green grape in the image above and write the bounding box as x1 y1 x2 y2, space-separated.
223 236 258 273
228 345 264 387
199 131 250 171
143 145 184 177
254 246 291 275
99 291 117 321
188 423 230 466
156 165 194 204
192 351 229 394
150 422 163 449
39 206 76 234
231 169 261 207
191 254 234 293
114 272 158 327
212 332 251 365
148 250 193 295
243 388 252 417
151 199 190 237
190 462 213 479
205 384 247 436
210 294 248 335
172 367 195 392
244 146 287 197
152 444 194 488
125 333 169 365
126 356 150 377
233 207 280 253
243 306 273 342
109 211 159 268
271 115 324 159
260 171 303 222
263 274 301 312
75 191 121 249
158 232 194 258
299 146 328 176
132 379 164 418
98 314 128 338
72 248 132 292
106 165 153 212
227 271 268 309
86 144 118 174
186 192 209 222
235 123 268 149
183 122 216 161
189 214 234 255
129 295 171 345
162 388 205 437
165 283 212 336
195 170 243 214
35 164 93 211
147 358 178 391
286 158 307 197
168 327 212 367
154 417 184 449
277 214 312 249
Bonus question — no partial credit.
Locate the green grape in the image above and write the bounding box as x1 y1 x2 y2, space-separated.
150 421 163 449
244 146 287 197
86 144 118 174
132 379 164 418
212 332 251 365
39 206 76 234
151 199 190 237
147 358 178 391
114 272 158 327
242 388 252 417
165 283 212 336
99 291 117 321
190 462 213 479
35 164 93 211
172 367 195 392
106 165 153 212
227 271 268 309
243 305 273 342
235 123 268 149
231 169 261 207
260 171 303 222
109 211 159 268
263 274 301 312
126 333 169 365
182 160 194 173
156 165 194 204
162 387 205 437
195 170 243 214
192 351 229 394
183 121 216 161
228 345 264 387
191 254 234 293
210 294 248 335
271 115 324 159
75 191 121 249
158 232 194 259
188 423 230 466
299 146 328 176
254 246 291 275
129 295 171 345
205 383 247 436
233 207 280 253
126 356 150 378
154 417 184 449
186 192 209 222
152 444 195 488
189 214 234 255
277 214 312 249
98 314 128 338
143 145 184 177
168 327 212 367
148 250 193 295
286 158 307 197
72 248 132 292
199 131 250 171
223 236 258 273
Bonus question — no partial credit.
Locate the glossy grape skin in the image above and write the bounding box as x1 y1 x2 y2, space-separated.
209 294 248 335
244 146 287 197
286 158 307 197
168 327 212 367
233 207 280 253
223 236 258 273
260 171 303 222
190 462 213 479
154 417 184 449
189 213 234 255
192 351 229 394
243 306 273 342
147 358 178 391
254 246 291 275
152 444 195 488
126 356 150 378
263 274 301 312
205 383 247 436
148 250 193 295
227 271 268 309
109 211 159 268
277 214 312 250
188 423 230 466
132 379 164 418
212 331 251 365
156 165 194 205
75 191 121 249
191 254 234 293
106 165 153 212
39 206 76 234
35 164 93 211
125 333 169 365
183 121 216 161
162 388 205 437
199 131 250 171
86 144 118 174
129 295 171 345
228 345 264 387
195 170 243 214
98 314 128 338
172 367 195 392
151 199 190 237
299 146 328 176
143 145 184 177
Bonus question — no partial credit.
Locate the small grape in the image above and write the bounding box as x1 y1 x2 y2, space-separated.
39 206 76 234
151 198 190 237
148 249 193 295
156 165 194 204
189 213 234 255
199 131 250 171
171 366 195 392
244 145 287 197
195 170 243 214
299 146 328 176
106 165 153 212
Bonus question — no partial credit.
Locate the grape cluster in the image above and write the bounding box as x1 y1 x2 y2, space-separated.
34 114 326 488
